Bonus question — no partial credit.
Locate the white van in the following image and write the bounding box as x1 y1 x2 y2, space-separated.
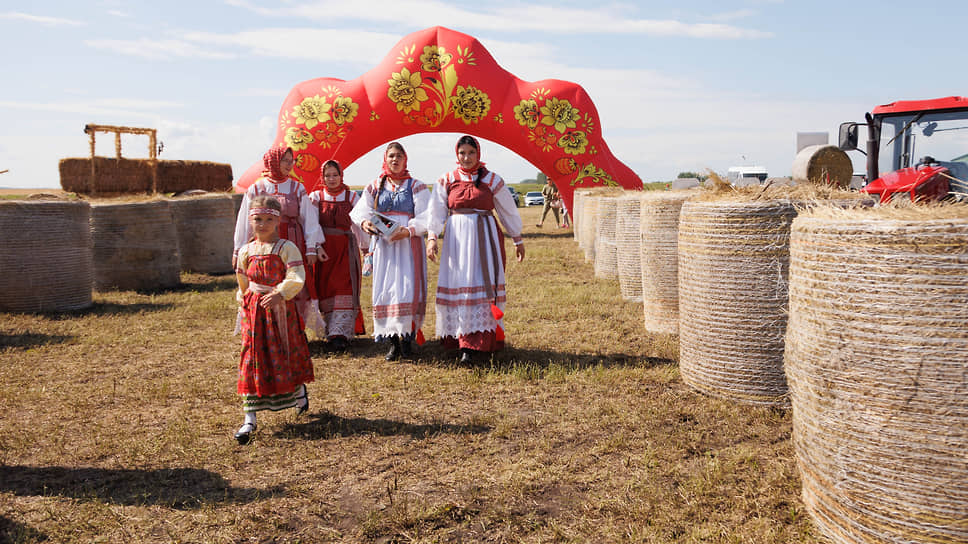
727 166 768 186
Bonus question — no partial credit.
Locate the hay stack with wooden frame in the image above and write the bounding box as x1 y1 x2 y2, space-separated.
90 199 181 291
785 203 968 544
593 195 620 279
168 193 236 274
616 192 643 301
677 184 867 406
639 190 693 335
0 200 93 312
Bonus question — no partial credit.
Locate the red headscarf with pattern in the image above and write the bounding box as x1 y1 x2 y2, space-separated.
455 135 489 179
381 142 411 181
262 147 292 183
320 159 348 196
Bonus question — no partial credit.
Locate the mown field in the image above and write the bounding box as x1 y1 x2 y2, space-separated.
0 205 824 543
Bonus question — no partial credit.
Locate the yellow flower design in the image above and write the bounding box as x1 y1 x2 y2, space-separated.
331 96 359 125
558 130 589 155
387 68 429 114
420 45 452 72
292 96 331 130
450 85 491 125
284 127 314 151
513 99 540 129
540 97 580 133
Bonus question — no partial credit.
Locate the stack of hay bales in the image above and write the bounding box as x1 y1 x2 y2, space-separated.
616 192 643 301
59 158 232 195
677 185 867 406
791 145 853 188
593 195 619 279
639 190 692 335
0 200 93 312
90 199 181 291
169 193 236 274
785 204 968 544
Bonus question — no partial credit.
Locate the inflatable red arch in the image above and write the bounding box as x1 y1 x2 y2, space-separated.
236 26 641 210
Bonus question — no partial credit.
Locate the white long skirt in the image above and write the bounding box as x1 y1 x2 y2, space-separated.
370 234 427 340
435 213 506 338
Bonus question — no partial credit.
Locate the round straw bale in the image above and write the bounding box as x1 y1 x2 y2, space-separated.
616 193 643 301
677 198 799 406
594 196 619 279
785 204 968 544
580 195 601 263
573 190 592 244
792 144 853 188
169 194 235 274
0 200 93 312
231 192 244 218
639 190 693 335
90 200 181 291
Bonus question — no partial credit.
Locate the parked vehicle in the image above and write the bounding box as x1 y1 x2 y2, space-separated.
839 96 968 203
507 186 520 206
726 166 768 186
524 191 544 206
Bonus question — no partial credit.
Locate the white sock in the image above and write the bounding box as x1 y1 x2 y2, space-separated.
243 412 256 427
298 384 308 408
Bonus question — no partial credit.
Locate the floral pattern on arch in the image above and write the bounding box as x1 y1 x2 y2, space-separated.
237 26 640 205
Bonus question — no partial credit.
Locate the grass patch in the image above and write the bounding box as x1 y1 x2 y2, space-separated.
0 206 821 542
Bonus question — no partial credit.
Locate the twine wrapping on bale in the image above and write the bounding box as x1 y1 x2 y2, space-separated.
678 197 799 406
791 145 853 189
639 190 693 335
91 199 181 291
785 204 968 544
573 190 591 245
0 201 93 312
616 193 643 301
593 196 619 279
231 192 244 218
580 195 601 263
169 194 236 274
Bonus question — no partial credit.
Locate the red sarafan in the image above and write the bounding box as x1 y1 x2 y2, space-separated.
235 26 642 212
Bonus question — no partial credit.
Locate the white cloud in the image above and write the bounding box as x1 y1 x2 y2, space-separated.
0 11 84 26
0 98 180 118
230 0 772 39
179 28 400 65
83 37 236 61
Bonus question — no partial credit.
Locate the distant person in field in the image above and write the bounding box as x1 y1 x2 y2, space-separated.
307 160 368 353
427 135 525 364
535 177 561 228
234 146 326 338
233 195 313 445
349 142 432 361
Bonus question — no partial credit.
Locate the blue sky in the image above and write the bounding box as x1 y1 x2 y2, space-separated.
2 0 966 189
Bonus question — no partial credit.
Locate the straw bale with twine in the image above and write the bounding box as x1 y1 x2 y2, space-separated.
580 195 601 263
791 145 853 189
91 199 181 291
785 204 968 544
573 190 591 245
616 192 643 301
0 200 93 312
594 195 619 279
639 190 693 335
169 193 236 274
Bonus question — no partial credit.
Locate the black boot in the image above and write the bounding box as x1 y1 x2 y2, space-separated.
459 348 474 365
400 338 414 359
385 336 401 361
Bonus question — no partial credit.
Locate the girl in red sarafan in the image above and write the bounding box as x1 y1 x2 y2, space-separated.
307 160 368 352
233 146 326 338
233 195 314 445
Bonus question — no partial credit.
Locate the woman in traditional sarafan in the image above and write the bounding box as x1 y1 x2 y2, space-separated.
234 146 326 337
427 135 525 364
307 160 368 352
233 195 313 445
349 142 432 360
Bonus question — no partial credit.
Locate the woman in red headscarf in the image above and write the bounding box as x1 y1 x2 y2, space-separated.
234 146 326 338
427 135 525 364
307 160 368 352
349 142 432 361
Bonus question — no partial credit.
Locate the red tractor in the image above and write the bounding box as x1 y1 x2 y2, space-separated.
839 96 968 203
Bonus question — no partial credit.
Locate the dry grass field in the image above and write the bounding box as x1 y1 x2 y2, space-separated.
0 205 824 543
